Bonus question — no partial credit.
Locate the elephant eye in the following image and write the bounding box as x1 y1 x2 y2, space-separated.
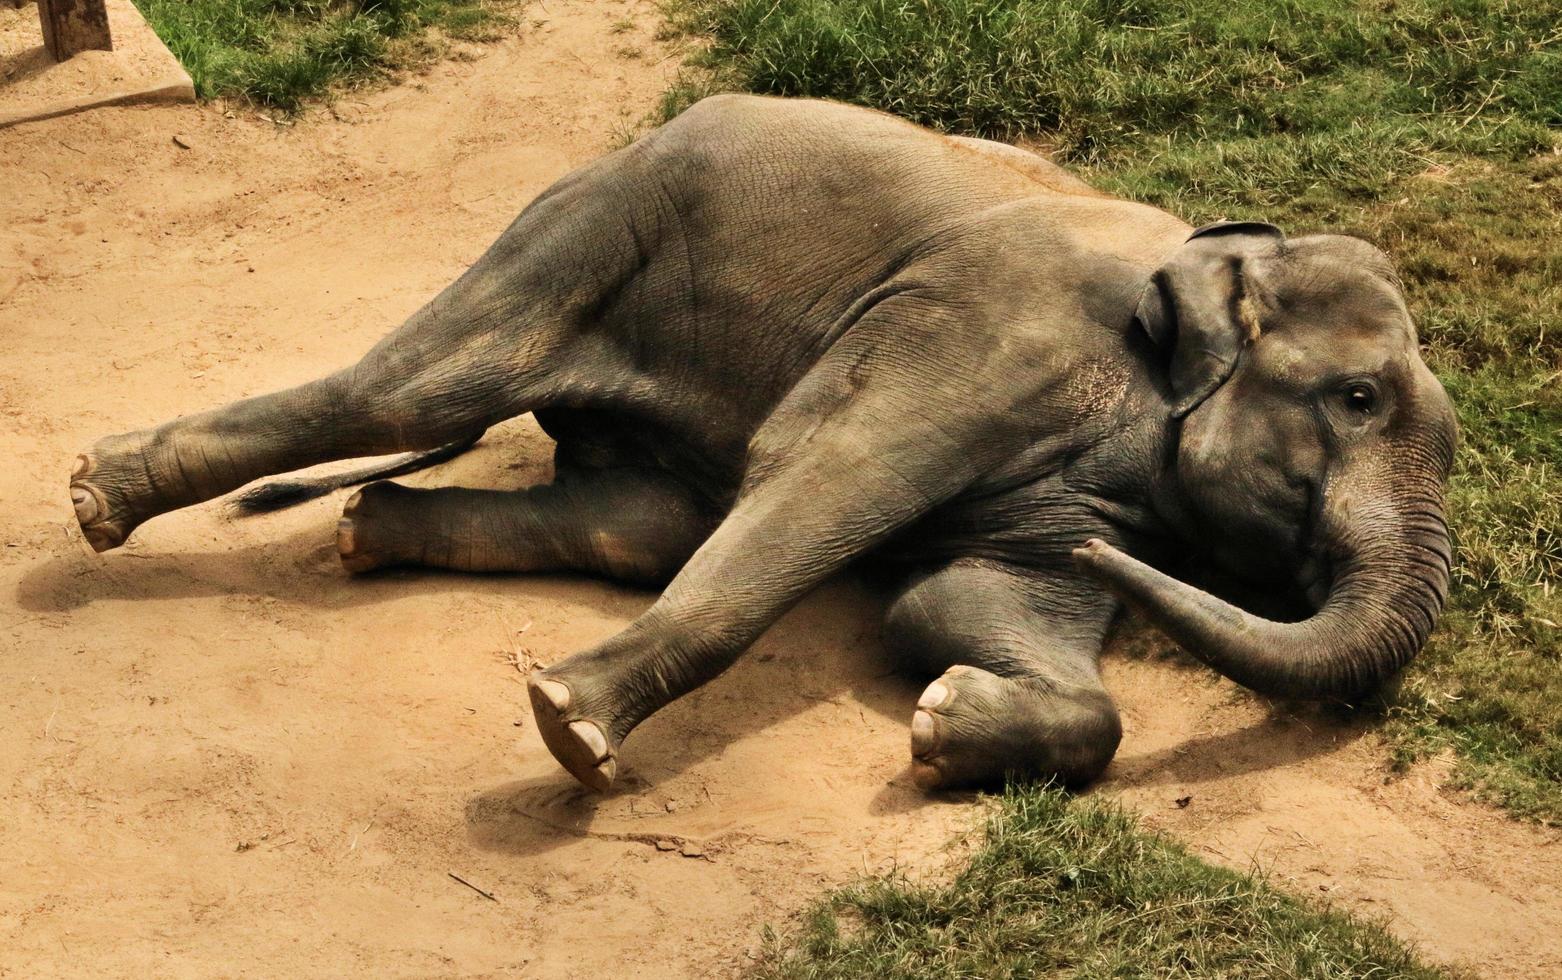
1344 383 1377 415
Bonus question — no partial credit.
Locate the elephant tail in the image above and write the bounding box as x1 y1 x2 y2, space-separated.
228 430 485 515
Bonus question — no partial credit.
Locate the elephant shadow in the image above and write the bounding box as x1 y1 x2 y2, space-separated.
1101 617 1376 789
1105 704 1372 791
13 510 643 622
461 578 934 858
463 774 633 859
16 496 1382 852
13 512 934 854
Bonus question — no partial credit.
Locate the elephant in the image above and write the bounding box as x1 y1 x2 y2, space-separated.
69 95 1457 793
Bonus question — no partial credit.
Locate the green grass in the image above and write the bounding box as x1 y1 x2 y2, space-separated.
134 0 518 111
755 784 1458 978
661 0 1562 824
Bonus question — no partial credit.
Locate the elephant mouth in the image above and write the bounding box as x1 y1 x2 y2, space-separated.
1205 478 1331 618
1185 555 1320 624
1294 553 1335 613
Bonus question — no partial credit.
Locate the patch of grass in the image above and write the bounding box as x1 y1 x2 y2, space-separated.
661 0 1559 184
755 784 1459 978
663 0 1562 821
134 0 519 111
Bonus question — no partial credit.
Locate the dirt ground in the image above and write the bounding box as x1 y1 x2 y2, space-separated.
2 2 1560 976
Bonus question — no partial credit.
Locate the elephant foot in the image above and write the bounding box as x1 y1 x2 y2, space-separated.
69 434 160 552
527 673 619 792
336 482 413 573
909 665 1120 791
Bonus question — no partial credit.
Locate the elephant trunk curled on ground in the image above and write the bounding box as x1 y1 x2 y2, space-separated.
69 95 1457 792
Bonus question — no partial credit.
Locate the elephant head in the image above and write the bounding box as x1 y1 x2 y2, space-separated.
1078 222 1458 700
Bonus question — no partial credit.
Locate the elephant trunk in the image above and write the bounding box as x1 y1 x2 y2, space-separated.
1075 473 1452 700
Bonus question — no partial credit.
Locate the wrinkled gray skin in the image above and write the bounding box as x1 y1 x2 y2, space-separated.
71 96 1457 792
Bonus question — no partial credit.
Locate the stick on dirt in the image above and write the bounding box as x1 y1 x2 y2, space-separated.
448 872 498 902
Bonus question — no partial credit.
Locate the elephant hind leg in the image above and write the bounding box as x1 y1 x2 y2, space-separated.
69 275 582 552
335 466 717 585
68 150 666 554
884 560 1121 790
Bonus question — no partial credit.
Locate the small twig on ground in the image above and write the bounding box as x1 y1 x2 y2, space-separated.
345 819 374 854
503 619 538 674
449 872 498 901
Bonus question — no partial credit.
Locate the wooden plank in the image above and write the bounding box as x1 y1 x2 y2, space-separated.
38 0 113 60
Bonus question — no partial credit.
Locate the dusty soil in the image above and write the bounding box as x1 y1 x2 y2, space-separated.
2 2 1559 976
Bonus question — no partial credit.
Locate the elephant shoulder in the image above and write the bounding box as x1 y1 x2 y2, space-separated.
943 136 1105 198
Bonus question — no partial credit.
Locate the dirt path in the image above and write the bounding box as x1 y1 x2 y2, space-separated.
2 2 1558 976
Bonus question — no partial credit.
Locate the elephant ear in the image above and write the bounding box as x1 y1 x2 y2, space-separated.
1136 221 1285 418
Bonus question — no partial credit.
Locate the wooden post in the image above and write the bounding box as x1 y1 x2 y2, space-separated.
38 0 112 61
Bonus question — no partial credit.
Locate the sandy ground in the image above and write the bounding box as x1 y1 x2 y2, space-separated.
2 2 1560 976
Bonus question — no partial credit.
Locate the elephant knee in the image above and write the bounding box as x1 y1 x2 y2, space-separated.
883 593 933 668
883 571 980 675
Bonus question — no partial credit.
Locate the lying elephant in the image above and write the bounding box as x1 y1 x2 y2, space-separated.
70 95 1456 792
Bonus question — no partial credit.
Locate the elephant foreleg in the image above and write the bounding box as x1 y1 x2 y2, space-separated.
334 468 716 585
521 297 1039 791
884 560 1121 790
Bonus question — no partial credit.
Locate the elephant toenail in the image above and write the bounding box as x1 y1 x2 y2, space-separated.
917 681 949 710
533 679 571 713
910 710 937 756
569 719 608 761
71 486 98 523
342 490 365 516
83 524 120 553
911 760 942 790
595 758 616 784
72 454 92 479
